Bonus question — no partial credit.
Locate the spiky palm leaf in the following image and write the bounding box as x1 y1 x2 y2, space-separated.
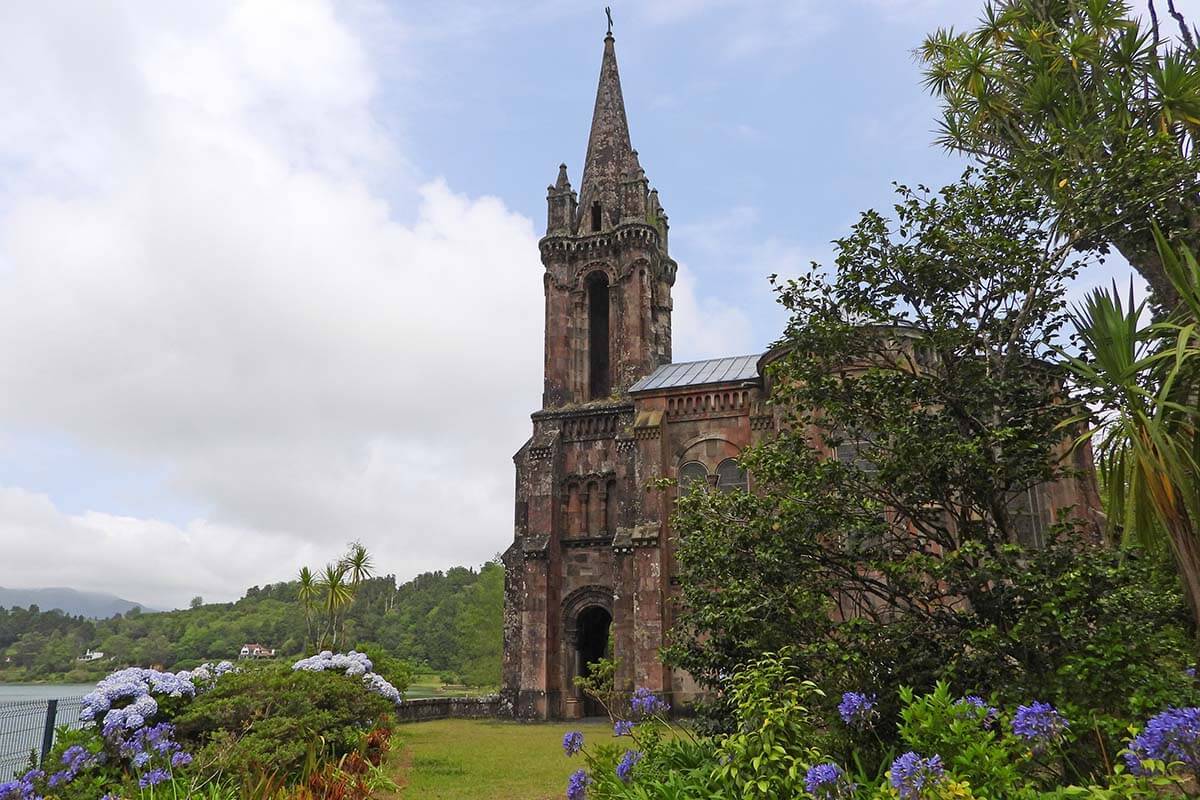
1060 224 1200 619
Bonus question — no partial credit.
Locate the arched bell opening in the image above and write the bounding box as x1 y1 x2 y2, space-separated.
585 271 611 400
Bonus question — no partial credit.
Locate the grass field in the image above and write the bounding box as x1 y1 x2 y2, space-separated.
384 718 612 799
403 674 496 700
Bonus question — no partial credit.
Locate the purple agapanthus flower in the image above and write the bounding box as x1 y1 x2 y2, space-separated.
957 696 999 728
566 768 589 800
838 691 877 728
562 730 584 756
1124 707 1200 777
171 751 193 768
1012 701 1069 751
805 762 853 799
138 768 171 789
890 752 945 800
616 749 642 783
630 688 669 717
613 719 634 736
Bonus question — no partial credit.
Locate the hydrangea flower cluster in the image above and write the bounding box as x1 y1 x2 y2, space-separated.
363 672 402 703
292 650 403 705
613 719 634 736
838 691 878 728
562 730 585 756
292 650 373 676
1011 701 1069 751
805 762 853 799
1124 707 1200 777
616 749 642 783
46 745 97 789
629 687 669 717
81 667 199 737
957 695 999 728
177 660 234 691
567 767 590 800
889 752 945 800
0 769 44 800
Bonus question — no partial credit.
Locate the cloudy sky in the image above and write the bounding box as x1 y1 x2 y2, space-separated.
0 0 1188 609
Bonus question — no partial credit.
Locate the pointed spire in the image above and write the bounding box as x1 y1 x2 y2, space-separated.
577 29 635 233
555 163 571 190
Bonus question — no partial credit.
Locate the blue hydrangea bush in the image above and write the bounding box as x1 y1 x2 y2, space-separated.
561 650 1197 800
1 652 398 800
291 649 403 704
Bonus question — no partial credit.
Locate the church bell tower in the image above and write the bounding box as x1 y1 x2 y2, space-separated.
505 20 683 722
540 30 676 407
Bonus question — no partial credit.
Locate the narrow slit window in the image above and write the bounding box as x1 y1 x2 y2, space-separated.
586 272 610 399
591 201 602 232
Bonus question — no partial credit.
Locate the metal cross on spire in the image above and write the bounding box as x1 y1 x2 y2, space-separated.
605 6 613 36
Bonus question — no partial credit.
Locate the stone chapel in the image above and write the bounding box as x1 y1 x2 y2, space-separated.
500 29 1103 720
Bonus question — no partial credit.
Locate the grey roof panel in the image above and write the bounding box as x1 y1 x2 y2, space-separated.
629 353 762 393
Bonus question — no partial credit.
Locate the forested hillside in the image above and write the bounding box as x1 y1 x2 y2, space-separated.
0 561 503 686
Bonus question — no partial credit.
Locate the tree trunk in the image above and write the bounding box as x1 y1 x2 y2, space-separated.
1165 511 1200 636
1112 233 1182 313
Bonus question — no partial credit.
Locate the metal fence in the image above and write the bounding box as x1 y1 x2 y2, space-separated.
0 697 86 778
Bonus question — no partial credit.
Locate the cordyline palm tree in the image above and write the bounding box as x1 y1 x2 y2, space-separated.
296 566 319 653
341 542 374 588
316 563 355 650
337 542 374 646
1062 224 1200 624
920 0 1200 310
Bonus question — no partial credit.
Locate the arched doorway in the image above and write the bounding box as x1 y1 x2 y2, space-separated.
576 605 612 717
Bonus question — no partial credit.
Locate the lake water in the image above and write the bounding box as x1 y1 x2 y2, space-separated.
0 684 95 702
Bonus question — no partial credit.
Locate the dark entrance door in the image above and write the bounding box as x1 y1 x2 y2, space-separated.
576 605 612 717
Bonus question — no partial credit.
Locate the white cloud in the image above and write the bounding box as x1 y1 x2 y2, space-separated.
0 0 548 607
0 0 771 610
671 265 756 362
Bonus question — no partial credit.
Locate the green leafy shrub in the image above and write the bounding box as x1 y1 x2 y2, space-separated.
565 666 1193 800
170 661 391 783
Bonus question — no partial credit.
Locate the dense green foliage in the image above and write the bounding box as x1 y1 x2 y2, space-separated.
0 561 503 685
569 658 1193 799
171 662 392 782
920 0 1200 310
662 166 1199 770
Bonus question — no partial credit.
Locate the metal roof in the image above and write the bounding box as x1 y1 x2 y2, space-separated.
629 354 762 393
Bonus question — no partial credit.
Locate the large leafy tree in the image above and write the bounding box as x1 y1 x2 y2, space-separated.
665 168 1196 753
920 0 1200 308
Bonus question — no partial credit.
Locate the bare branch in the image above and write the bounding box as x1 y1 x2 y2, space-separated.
1149 0 1162 51
1167 0 1197 51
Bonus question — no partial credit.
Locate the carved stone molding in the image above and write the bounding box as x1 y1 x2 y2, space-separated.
561 584 615 639
560 471 616 489
561 535 614 549
631 523 660 548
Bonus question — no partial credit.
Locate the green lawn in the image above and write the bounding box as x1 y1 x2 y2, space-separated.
404 674 496 699
384 718 612 799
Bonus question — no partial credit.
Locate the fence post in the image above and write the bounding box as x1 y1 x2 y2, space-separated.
40 699 58 765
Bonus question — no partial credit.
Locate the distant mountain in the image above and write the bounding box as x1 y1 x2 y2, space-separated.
0 586 158 618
